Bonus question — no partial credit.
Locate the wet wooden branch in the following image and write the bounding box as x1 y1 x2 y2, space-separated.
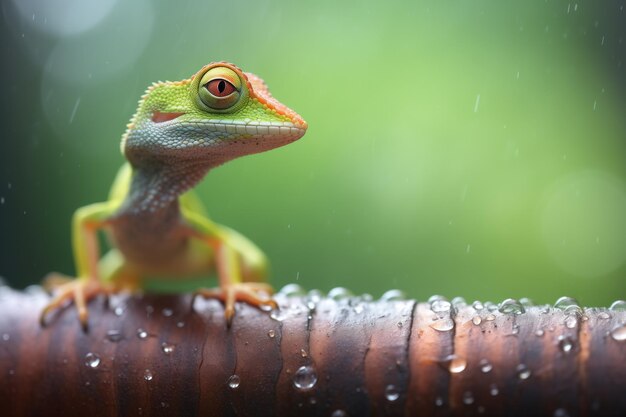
0 286 624 417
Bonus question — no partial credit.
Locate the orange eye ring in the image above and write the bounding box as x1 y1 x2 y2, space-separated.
196 66 245 111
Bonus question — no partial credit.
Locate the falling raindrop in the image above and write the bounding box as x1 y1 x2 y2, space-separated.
161 308 173 317
331 410 347 417
293 366 317 390
554 296 579 310
558 336 575 353
268 329 276 338
479 359 493 373
516 364 531 380
2 333 10 341
472 316 482 325
161 342 175 354
143 369 153 381
228 374 240 389
137 328 148 339
106 330 123 342
609 300 626 311
435 396 444 407
429 318 455 332
380 289 406 301
385 384 400 402
114 306 124 316
610 325 626 342
499 298 525 315
84 352 101 368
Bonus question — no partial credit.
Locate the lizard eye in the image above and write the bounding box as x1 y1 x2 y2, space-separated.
198 66 242 110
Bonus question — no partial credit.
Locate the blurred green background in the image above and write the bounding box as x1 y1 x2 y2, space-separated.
1 0 625 306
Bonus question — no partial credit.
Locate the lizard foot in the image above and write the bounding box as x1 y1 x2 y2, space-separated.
40 276 112 331
194 282 278 326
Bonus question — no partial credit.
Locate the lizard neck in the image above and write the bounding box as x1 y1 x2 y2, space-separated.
121 160 210 214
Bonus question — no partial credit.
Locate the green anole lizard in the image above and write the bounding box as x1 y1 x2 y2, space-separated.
40 62 307 329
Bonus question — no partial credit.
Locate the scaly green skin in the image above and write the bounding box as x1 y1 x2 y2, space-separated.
41 62 307 328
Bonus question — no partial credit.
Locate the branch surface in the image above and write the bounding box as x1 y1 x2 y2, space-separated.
0 286 625 417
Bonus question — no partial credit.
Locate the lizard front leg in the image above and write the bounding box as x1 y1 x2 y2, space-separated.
40 202 118 329
183 209 277 326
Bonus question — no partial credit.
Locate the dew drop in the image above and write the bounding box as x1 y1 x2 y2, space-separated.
385 384 400 401
176 321 185 328
554 296 579 310
137 328 148 339
448 355 467 373
472 301 484 310
161 342 175 354
300 349 308 358
293 365 317 390
114 306 124 316
484 301 499 311
485 314 496 321
499 298 525 315
610 325 626 342
143 369 153 381
380 289 406 301
429 318 454 332
609 300 626 311
489 383 499 396
435 396 444 407
279 283 306 297
353 304 365 314
84 352 101 368
428 294 447 304
431 299 452 313
564 315 578 329
558 335 575 353
228 374 240 389
268 329 276 338
479 358 493 373
161 308 173 317
462 391 475 405
451 296 467 308
564 304 583 317
554 408 570 417
2 333 10 341
535 329 545 337
519 297 534 307
511 324 520 335
331 410 347 417
516 364 531 380
270 309 286 322
105 330 122 342
472 316 482 325
328 287 353 301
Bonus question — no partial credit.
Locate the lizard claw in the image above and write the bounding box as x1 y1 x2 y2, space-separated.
194 282 277 326
40 277 111 331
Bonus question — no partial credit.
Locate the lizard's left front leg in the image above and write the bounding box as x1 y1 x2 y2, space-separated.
183 210 277 326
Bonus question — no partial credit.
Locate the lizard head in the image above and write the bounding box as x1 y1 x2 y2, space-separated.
122 62 307 169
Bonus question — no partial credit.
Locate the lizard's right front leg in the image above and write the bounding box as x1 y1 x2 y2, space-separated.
40 202 117 330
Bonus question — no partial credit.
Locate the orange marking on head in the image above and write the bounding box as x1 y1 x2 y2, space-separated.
192 62 307 129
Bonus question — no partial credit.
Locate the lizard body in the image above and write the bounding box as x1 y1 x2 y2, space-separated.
41 62 307 328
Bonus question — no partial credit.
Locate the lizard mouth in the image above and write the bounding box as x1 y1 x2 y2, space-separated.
152 111 185 123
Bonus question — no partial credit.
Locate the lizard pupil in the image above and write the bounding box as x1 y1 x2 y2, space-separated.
205 78 236 98
218 80 226 93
